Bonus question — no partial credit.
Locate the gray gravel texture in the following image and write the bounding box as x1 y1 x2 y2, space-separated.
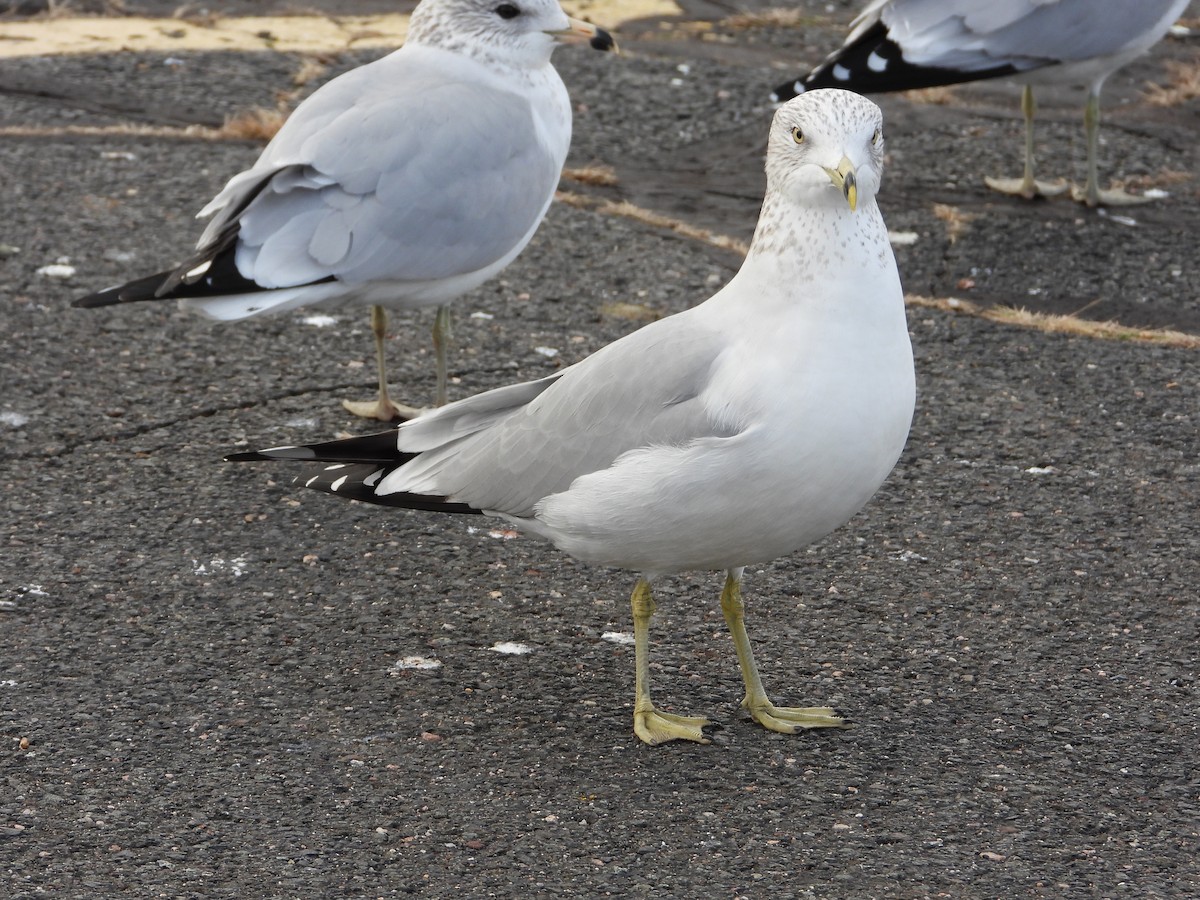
2 1 1198 897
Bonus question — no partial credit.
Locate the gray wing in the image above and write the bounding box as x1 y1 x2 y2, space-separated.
883 0 1185 70
385 310 734 517
195 51 563 289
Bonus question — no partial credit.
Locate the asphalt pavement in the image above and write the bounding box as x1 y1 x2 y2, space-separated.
2 1 1198 896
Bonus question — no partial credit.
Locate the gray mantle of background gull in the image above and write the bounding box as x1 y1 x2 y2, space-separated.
1 1 1198 896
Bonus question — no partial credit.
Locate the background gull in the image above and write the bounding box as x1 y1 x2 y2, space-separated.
770 0 1190 206
228 89 916 746
73 0 615 421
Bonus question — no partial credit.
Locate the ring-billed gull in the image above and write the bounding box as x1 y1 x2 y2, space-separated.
228 90 915 745
770 0 1189 206
73 0 615 420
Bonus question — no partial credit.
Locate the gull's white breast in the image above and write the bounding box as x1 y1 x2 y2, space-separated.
530 208 915 576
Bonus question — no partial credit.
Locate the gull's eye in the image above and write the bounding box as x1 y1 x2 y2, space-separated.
495 3 520 18
872 128 883 146
791 126 804 144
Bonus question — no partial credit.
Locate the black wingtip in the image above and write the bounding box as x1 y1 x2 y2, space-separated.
294 461 483 514
225 429 405 467
74 231 275 311
769 80 804 103
225 445 319 463
782 20 1021 97
226 450 281 462
224 451 261 462
225 433 484 516
72 287 120 309
72 270 174 308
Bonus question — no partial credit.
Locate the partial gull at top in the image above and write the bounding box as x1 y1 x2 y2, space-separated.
74 0 615 421
771 0 1190 206
229 90 916 747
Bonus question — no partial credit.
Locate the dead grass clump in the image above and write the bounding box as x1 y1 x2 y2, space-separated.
291 54 330 88
599 301 661 322
556 191 750 255
902 86 958 105
562 165 619 187
0 122 207 139
931 203 977 244
906 295 1200 348
1117 169 1195 192
215 106 287 142
991 306 1200 347
1143 58 1200 106
601 199 749 255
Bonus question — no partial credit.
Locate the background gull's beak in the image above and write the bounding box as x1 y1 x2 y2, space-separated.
549 18 617 52
823 156 858 211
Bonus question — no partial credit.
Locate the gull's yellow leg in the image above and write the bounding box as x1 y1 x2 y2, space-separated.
985 86 1068 200
1071 89 1152 207
431 304 452 407
720 569 849 734
343 305 425 421
631 578 710 745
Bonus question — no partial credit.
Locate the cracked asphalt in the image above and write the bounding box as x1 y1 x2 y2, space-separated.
2 1 1198 896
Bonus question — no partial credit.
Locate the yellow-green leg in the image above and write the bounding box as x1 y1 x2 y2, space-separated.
719 569 849 734
432 304 452 408
985 86 1068 200
1071 89 1151 207
630 578 710 745
342 304 425 422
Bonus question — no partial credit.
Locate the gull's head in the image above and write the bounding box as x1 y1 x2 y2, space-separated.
765 89 886 213
409 0 615 66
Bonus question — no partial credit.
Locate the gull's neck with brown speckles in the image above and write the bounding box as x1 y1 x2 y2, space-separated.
745 188 893 289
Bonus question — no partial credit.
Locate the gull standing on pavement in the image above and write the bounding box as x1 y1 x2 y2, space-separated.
74 0 615 420
229 90 916 746
771 0 1190 206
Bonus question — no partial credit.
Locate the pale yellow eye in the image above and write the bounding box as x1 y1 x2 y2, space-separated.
872 128 883 145
791 126 804 144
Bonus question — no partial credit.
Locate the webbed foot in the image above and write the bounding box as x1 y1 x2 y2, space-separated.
742 700 849 734
634 707 711 745
984 175 1069 200
341 396 425 422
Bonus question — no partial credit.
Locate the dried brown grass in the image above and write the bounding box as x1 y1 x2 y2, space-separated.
290 55 330 88
0 113 282 142
214 106 287 141
931 203 977 244
902 86 959 105
562 165 619 187
599 301 662 322
557 191 751 255
1143 58 1200 106
1117 169 1195 192
906 295 1200 348
0 123 210 139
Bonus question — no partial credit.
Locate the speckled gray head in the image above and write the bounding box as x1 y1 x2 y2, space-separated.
766 89 886 212
408 0 616 66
